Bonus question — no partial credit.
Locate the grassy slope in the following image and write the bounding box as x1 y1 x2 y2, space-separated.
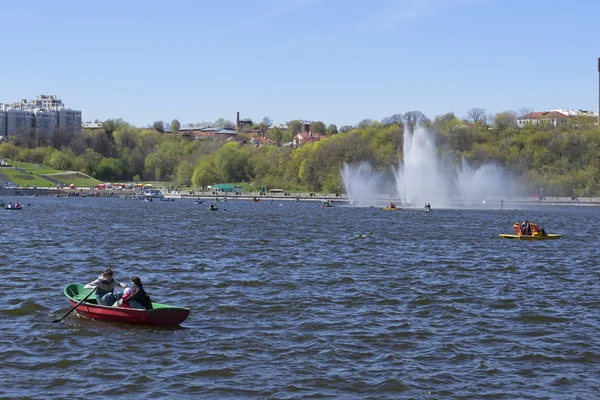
2 161 102 187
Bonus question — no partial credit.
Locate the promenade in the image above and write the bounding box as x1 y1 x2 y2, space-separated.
1 186 599 206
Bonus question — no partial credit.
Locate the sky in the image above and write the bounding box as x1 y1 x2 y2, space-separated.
1 0 599 127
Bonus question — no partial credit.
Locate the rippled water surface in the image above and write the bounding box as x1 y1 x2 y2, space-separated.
1 196 600 399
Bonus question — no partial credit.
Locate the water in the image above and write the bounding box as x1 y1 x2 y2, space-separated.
1 196 599 399
342 127 511 208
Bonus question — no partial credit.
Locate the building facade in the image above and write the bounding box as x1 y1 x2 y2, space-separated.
58 109 82 133
0 108 6 138
7 109 35 135
0 95 82 137
35 110 58 135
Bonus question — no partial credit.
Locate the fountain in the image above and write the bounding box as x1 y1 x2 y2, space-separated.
341 126 511 208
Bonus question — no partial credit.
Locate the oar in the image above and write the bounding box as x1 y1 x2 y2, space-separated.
52 287 97 323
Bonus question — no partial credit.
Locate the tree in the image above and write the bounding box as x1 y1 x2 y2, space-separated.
402 111 428 133
339 125 353 133
326 124 338 136
288 120 302 136
153 121 165 132
192 157 219 188
466 108 486 124
518 107 533 118
358 119 374 128
381 114 403 126
310 121 326 133
214 118 235 129
266 127 284 145
494 111 518 131
175 161 193 186
214 142 249 182
171 119 181 132
262 117 272 127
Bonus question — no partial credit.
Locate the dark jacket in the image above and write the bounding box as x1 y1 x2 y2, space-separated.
122 286 153 309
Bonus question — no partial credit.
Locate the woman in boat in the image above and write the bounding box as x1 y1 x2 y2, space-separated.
118 276 152 309
84 268 128 306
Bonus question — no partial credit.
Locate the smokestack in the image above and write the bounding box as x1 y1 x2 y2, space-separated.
236 111 240 132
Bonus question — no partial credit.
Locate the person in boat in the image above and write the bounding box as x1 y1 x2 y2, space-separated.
210 203 216 210
115 287 133 308
521 220 531 235
529 221 547 236
513 222 523 235
118 276 152 309
84 268 128 306
14 202 19 208
389 203 396 209
424 203 431 210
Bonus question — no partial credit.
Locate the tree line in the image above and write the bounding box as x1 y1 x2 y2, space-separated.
1 110 599 197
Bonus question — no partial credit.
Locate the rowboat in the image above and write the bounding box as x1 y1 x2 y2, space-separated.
382 207 400 211
62 284 190 326
5 206 23 210
498 234 561 240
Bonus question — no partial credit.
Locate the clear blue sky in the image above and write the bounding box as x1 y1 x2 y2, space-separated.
2 0 599 127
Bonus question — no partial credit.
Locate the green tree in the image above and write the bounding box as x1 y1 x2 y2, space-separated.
326 124 338 136
310 121 326 133
192 157 219 188
171 119 181 132
214 142 249 182
288 120 302 136
175 161 193 186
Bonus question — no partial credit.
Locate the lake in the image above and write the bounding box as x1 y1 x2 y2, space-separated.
1 196 599 399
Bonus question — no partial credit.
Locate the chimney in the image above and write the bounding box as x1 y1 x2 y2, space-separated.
236 112 240 132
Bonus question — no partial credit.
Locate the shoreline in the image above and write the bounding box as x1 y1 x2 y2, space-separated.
1 187 599 206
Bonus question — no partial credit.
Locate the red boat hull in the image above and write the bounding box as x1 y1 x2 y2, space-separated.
63 284 189 327
67 300 190 326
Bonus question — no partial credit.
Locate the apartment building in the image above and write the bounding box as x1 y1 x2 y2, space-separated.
0 95 82 136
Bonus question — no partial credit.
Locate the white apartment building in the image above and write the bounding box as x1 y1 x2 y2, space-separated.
0 95 82 136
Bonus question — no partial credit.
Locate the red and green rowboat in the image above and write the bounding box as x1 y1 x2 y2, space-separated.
63 284 190 326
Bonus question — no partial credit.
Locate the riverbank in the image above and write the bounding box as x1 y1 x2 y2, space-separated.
1 186 599 206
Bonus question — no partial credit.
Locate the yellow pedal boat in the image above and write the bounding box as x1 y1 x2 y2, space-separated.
498 234 561 240
382 206 400 211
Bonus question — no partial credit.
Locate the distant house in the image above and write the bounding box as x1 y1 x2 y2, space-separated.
268 123 289 130
517 109 598 128
249 135 275 147
293 132 326 147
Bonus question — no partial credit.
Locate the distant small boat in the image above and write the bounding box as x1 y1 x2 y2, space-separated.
382 206 400 211
252 198 260 203
5 204 23 210
208 206 218 211
160 198 175 202
192 199 204 204
320 201 334 208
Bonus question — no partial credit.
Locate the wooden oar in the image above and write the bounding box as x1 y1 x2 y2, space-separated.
52 287 97 323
